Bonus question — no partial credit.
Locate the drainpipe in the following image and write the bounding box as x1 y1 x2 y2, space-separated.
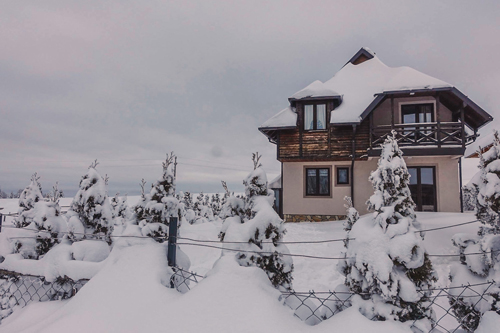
351 125 357 205
459 157 464 213
280 161 284 220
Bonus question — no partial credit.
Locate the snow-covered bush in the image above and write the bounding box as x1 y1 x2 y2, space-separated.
449 131 500 331
462 185 477 212
218 181 244 241
340 196 359 259
67 161 113 242
134 153 181 242
210 193 222 216
338 134 436 330
32 189 68 257
221 153 293 290
13 173 44 228
343 196 359 238
181 191 194 210
10 180 67 259
111 193 130 221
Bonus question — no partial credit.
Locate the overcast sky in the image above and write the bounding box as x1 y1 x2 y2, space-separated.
1 0 499 197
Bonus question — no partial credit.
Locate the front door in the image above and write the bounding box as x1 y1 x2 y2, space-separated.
408 166 437 212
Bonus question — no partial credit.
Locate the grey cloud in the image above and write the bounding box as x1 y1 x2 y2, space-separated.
1 0 500 197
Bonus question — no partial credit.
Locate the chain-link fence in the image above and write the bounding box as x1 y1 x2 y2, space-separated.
0 269 88 323
167 265 498 333
170 267 204 293
0 264 497 332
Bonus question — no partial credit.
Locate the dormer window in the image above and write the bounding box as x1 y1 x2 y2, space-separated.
304 104 326 130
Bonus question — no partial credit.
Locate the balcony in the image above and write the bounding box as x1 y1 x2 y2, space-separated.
369 122 476 155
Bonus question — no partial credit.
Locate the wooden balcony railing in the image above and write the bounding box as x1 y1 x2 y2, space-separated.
370 122 475 149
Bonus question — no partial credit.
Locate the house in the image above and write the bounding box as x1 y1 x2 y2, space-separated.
259 48 493 222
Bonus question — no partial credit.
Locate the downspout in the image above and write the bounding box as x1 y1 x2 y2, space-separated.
280 161 284 219
459 157 464 213
351 124 357 205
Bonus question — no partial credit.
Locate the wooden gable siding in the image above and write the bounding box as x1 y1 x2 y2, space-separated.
278 109 370 162
330 119 370 159
278 130 300 158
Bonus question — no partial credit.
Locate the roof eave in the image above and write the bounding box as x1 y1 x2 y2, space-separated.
449 87 493 129
357 87 493 130
288 95 342 103
258 126 297 144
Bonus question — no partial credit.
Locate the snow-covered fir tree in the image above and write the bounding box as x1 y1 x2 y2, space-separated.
111 193 130 221
67 161 113 242
448 131 500 331
193 192 204 212
210 193 222 217
218 180 244 240
342 196 359 248
182 191 193 210
13 173 44 228
134 153 181 241
32 182 68 257
221 153 293 290
11 180 67 259
338 133 436 331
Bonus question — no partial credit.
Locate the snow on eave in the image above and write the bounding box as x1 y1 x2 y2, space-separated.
289 80 341 101
268 175 281 189
259 106 297 129
465 132 495 158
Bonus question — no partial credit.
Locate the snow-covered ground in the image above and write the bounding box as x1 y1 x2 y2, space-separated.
0 198 489 332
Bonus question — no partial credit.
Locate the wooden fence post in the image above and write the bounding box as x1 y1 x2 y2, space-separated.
167 216 178 267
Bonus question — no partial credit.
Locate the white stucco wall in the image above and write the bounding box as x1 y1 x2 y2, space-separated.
282 156 461 216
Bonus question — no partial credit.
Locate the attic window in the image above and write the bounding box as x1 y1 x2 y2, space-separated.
352 54 371 65
347 48 375 66
304 104 326 130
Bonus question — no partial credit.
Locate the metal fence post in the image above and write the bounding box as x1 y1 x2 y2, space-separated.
167 217 178 267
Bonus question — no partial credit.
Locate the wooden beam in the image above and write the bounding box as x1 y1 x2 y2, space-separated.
391 96 395 129
436 93 441 148
460 104 465 149
369 112 373 149
299 105 303 157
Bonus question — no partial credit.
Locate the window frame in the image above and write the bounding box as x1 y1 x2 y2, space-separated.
304 166 331 197
400 101 436 125
335 166 350 186
303 103 328 131
407 165 438 212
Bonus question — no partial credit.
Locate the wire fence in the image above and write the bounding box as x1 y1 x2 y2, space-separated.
0 260 497 332
0 211 497 331
167 265 498 332
0 269 88 323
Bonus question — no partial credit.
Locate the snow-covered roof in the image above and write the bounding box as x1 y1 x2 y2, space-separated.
465 132 494 158
289 80 340 100
259 47 492 142
260 106 297 129
303 52 451 124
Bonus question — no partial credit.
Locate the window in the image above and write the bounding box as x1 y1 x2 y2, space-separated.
401 103 434 139
401 103 434 124
408 166 436 212
336 167 349 185
304 104 327 130
306 168 330 196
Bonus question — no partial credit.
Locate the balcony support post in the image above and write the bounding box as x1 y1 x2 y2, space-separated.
436 93 441 148
460 103 466 149
390 96 395 130
369 112 373 149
